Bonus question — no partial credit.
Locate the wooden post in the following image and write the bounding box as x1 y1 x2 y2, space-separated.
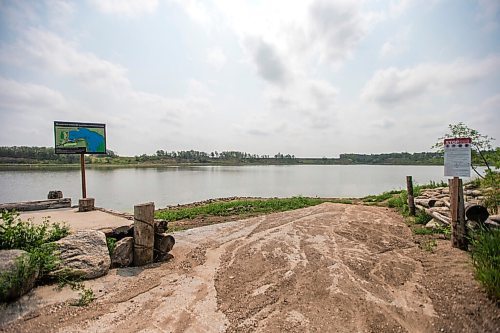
406 176 416 216
133 202 155 266
450 177 468 250
80 153 87 199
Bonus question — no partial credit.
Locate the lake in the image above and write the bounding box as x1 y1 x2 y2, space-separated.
0 165 461 212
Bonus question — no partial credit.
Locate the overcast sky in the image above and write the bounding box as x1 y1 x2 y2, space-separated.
0 0 499 157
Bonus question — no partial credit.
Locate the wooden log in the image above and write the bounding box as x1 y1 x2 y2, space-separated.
154 233 175 262
489 215 500 223
0 198 71 212
406 176 416 216
133 202 155 266
451 177 467 250
442 198 451 208
465 203 489 224
414 198 437 208
416 204 451 225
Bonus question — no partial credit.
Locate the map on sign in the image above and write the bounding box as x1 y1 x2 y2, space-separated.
54 121 106 154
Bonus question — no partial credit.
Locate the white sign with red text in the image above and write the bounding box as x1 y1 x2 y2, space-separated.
444 137 471 177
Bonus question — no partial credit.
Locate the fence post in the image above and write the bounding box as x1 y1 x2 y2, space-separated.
450 177 468 250
406 176 416 216
133 202 155 266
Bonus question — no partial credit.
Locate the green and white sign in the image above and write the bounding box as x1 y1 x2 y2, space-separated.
54 121 106 154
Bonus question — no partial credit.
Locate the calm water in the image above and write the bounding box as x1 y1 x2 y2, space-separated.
0 165 461 212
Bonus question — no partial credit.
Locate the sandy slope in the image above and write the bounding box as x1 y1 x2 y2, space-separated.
1 203 498 332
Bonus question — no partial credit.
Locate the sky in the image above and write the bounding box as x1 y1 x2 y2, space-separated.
0 0 499 157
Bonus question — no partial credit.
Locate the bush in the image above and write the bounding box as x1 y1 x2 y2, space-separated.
0 210 70 302
469 228 500 301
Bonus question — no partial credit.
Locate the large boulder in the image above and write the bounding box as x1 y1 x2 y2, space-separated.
111 237 133 267
0 249 38 302
54 230 110 279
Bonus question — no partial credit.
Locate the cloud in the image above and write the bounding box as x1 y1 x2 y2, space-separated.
0 28 130 94
379 26 410 58
245 38 289 85
476 0 500 32
308 0 370 63
362 56 500 107
206 47 227 71
88 0 158 17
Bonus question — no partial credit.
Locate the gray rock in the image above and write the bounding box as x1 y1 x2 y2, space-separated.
111 237 133 267
54 230 110 279
425 219 445 229
0 249 38 302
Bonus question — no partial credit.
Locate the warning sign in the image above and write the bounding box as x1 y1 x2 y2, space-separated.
444 138 471 177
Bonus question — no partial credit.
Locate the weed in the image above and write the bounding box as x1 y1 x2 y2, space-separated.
421 239 437 252
73 287 95 306
106 237 117 255
469 228 500 301
362 192 394 203
413 225 450 237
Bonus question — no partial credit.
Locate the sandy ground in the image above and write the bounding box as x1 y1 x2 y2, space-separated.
19 208 132 231
1 203 499 332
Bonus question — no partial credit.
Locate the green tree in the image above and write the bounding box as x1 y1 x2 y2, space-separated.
432 122 496 178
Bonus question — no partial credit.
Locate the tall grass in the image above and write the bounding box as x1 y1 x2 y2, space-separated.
469 228 500 301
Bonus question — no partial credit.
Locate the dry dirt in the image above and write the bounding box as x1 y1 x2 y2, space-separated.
1 203 499 332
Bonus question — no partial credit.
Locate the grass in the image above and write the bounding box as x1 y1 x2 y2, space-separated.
469 228 500 301
155 196 327 221
414 211 433 225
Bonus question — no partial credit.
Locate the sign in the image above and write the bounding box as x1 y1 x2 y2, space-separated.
444 137 471 177
54 121 106 154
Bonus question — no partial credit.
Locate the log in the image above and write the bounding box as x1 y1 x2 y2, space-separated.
133 202 155 266
406 176 415 216
154 233 175 262
465 203 489 224
414 198 437 208
442 199 451 208
416 204 451 225
489 215 500 223
0 198 71 212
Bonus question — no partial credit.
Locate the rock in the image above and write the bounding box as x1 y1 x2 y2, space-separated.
47 190 63 199
111 237 133 267
154 233 175 262
54 230 110 279
0 249 38 302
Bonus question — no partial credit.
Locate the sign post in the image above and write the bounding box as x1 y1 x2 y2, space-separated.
54 121 106 210
444 138 470 250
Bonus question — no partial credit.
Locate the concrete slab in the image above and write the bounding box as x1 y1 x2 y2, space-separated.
19 208 132 231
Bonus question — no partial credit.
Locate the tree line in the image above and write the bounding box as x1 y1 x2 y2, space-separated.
0 146 453 165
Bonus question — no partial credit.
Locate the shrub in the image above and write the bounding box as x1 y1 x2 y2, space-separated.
414 211 432 225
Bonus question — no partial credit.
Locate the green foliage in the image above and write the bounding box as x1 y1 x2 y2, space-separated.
0 211 70 251
432 122 497 177
414 211 432 225
0 211 70 302
469 228 500 301
479 171 500 214
387 191 410 215
106 237 117 255
0 253 37 302
56 268 95 306
156 197 324 221
362 191 396 203
413 225 450 237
